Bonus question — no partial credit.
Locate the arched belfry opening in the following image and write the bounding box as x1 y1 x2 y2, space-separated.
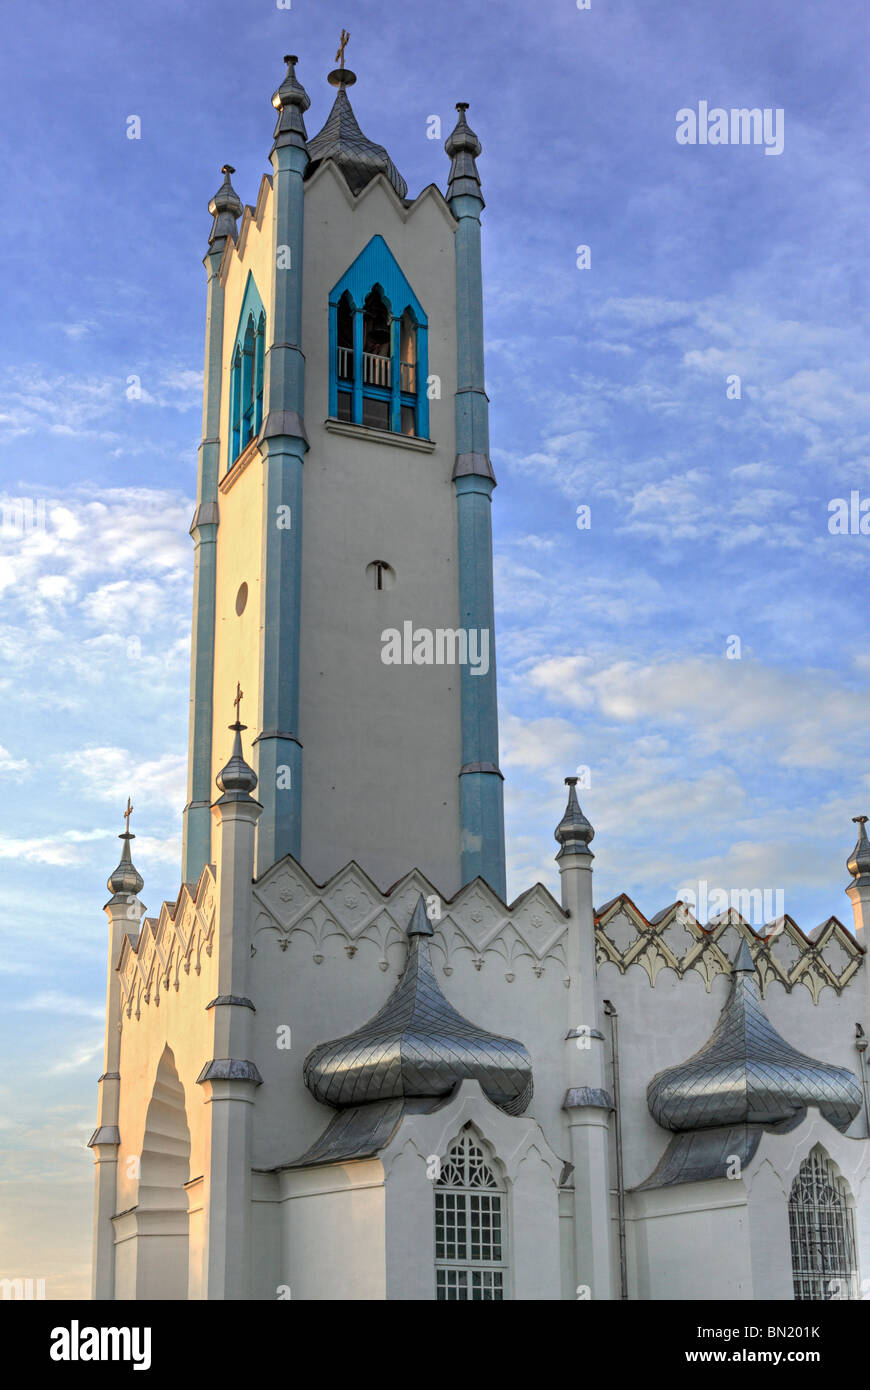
135 1045 191 1299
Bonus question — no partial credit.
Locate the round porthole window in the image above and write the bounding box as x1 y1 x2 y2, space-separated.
235 581 248 616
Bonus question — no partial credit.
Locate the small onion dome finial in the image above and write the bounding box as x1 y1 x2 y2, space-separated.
207 164 243 250
271 53 311 152
215 684 259 802
445 101 484 205
555 776 594 860
847 815 870 882
107 797 145 898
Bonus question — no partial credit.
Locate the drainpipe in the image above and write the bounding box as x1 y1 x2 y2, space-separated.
603 999 628 1301
856 1024 869 1137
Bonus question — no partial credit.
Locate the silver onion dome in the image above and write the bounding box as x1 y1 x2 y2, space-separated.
303 895 533 1114
554 776 594 859
445 102 483 204
647 939 862 1133
847 815 870 883
215 685 259 802
107 799 144 898
207 164 243 249
305 67 407 199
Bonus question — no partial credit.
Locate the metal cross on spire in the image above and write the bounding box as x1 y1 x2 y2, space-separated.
123 797 133 832
335 28 350 65
233 682 244 722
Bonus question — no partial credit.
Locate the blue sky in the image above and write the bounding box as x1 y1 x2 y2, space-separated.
2 0 869 1296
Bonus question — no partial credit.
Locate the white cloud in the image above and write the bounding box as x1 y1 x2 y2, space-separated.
13 991 104 1021
61 747 187 813
0 745 29 776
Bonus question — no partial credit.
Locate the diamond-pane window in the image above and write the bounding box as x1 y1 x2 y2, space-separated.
435 1132 506 1300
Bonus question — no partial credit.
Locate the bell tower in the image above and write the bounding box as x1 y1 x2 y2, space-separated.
181 49 506 900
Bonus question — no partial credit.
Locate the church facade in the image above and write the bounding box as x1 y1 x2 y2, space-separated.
89 52 870 1301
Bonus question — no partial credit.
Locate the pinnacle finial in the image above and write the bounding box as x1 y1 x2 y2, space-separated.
215 685 258 801
847 815 870 882
733 938 756 974
207 164 243 250
408 894 434 938
555 777 594 860
107 798 145 899
271 52 311 152
445 101 484 206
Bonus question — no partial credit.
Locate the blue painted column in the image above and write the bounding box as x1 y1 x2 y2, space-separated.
446 105 506 898
182 167 242 884
254 56 310 876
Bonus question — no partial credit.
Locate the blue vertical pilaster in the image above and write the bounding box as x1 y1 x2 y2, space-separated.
254 57 310 876
183 167 241 884
446 106 506 898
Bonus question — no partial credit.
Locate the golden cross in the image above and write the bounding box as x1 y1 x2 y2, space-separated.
123 797 133 830
233 682 243 720
335 28 350 66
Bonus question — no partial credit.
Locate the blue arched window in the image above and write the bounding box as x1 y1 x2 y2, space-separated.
328 235 429 440
228 275 266 469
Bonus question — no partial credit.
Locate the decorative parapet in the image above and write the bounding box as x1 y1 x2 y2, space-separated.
252 856 569 984
117 865 218 1021
114 857 570 1023
595 894 864 1003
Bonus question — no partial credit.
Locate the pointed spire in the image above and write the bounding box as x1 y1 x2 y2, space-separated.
207 165 243 250
847 815 870 882
445 102 484 206
271 54 311 153
107 797 145 899
732 937 756 973
215 684 259 803
555 777 594 860
407 893 434 937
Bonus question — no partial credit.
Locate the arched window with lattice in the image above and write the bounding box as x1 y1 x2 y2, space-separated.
434 1128 507 1300
789 1146 859 1300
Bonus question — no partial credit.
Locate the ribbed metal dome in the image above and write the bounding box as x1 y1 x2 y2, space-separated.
303 896 533 1114
306 76 407 199
648 939 862 1133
